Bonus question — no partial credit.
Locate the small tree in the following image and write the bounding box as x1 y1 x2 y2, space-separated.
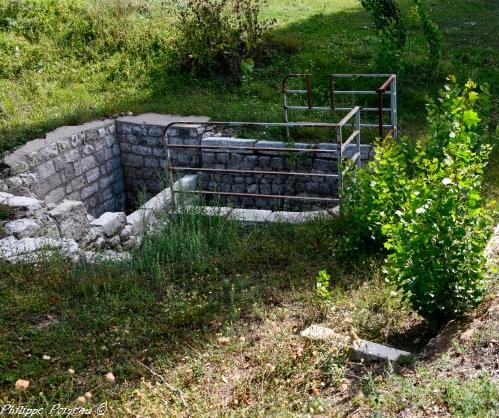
343 78 493 326
360 0 406 48
383 79 492 326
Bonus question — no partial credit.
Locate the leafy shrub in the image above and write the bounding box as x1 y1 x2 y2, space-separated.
343 78 493 326
360 0 406 48
413 0 442 62
315 270 333 304
173 0 275 76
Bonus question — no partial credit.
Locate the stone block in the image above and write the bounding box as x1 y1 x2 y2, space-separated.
73 161 83 176
45 187 65 204
53 156 67 171
71 134 83 147
82 144 95 155
81 184 98 200
85 128 98 141
260 184 271 195
0 236 80 263
101 187 114 202
270 158 284 171
95 149 107 164
49 200 89 241
105 135 116 147
132 145 152 156
313 159 335 172
4 219 41 239
258 156 271 169
121 153 143 167
243 156 257 169
301 325 337 340
145 158 160 168
64 149 81 163
70 177 85 191
39 143 59 159
106 158 121 173
81 155 96 172
99 176 113 190
228 208 272 223
153 147 166 158
149 125 164 137
37 160 56 180
57 138 73 153
86 167 100 183
247 184 259 194
91 212 127 237
201 137 255 152
1 195 44 211
255 140 286 155
217 153 230 164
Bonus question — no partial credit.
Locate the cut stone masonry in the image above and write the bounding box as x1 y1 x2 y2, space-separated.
0 113 368 262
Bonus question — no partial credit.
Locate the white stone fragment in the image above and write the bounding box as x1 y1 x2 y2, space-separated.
90 212 126 237
83 250 130 263
0 236 79 263
300 325 337 340
4 219 41 239
1 195 44 211
49 200 89 241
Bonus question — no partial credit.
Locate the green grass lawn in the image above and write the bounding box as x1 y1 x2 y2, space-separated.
0 0 498 415
0 0 497 148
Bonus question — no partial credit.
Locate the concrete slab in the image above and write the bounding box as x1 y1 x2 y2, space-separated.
351 339 412 362
228 208 273 223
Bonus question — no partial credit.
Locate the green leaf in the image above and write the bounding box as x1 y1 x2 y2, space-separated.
462 110 480 128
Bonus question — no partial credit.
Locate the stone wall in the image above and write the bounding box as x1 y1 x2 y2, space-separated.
198 137 371 211
1 121 124 217
116 122 204 210
0 115 371 217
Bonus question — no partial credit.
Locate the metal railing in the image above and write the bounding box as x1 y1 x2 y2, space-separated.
162 107 362 212
283 73 397 139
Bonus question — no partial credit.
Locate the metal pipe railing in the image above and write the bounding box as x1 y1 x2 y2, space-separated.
282 73 397 139
162 110 362 211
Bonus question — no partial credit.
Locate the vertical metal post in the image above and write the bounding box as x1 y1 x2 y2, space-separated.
337 126 343 214
391 76 397 138
329 75 336 110
163 127 177 208
306 75 313 109
283 90 290 140
377 89 384 138
355 109 361 168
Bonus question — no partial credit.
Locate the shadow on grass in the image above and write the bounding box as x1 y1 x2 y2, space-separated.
6 0 498 153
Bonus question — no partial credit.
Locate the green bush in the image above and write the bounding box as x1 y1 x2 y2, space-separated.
172 0 275 76
360 0 406 48
413 0 442 63
343 78 493 325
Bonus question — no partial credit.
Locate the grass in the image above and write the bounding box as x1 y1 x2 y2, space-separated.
0 0 498 415
0 205 417 409
0 0 497 148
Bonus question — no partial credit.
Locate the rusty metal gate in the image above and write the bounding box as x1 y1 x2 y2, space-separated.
162 106 362 212
283 73 397 139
